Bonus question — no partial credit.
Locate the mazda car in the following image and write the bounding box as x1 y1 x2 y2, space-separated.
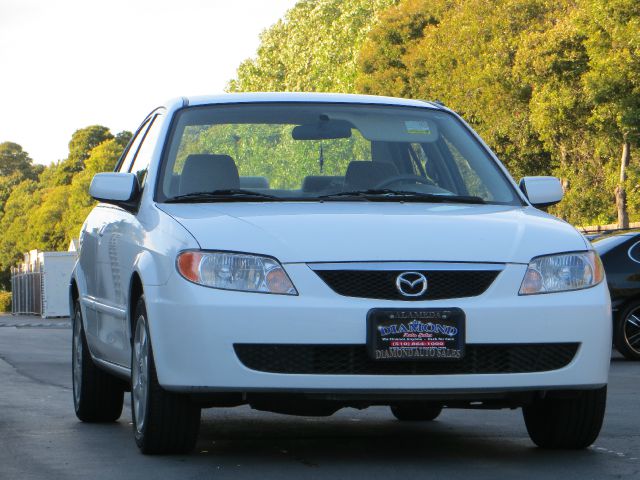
70 93 611 454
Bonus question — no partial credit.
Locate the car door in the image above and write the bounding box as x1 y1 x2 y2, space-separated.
88 116 153 364
95 111 165 367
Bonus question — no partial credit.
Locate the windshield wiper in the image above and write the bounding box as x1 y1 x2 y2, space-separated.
317 189 485 204
165 189 278 203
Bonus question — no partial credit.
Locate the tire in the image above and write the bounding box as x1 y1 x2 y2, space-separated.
131 297 201 454
614 301 640 360
72 301 124 422
522 387 607 449
390 403 443 421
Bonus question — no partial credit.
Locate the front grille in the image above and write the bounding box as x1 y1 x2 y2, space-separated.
234 343 579 375
314 269 500 301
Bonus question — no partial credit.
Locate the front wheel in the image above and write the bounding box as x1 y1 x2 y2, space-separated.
522 387 606 449
614 301 640 360
131 297 201 454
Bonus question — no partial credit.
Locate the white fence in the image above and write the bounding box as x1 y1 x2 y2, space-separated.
10 269 42 315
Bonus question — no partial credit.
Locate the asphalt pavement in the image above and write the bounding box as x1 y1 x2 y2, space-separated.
0 314 638 479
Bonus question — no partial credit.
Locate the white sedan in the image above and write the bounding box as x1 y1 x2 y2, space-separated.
71 92 611 454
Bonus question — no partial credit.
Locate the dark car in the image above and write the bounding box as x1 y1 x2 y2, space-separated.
592 230 640 360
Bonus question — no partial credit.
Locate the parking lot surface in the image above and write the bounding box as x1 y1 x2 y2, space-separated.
0 314 638 479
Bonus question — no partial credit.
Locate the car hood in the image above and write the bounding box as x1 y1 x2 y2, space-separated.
157 202 588 264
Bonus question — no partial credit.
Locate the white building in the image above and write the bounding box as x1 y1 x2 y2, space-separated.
11 249 77 318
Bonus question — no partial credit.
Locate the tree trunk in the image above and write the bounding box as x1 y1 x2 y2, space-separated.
616 136 631 229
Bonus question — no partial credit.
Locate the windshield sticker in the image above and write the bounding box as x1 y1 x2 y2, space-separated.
404 120 432 135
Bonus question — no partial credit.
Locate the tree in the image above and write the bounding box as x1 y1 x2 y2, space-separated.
579 0 640 228
228 0 398 93
61 137 127 241
0 179 41 288
0 142 35 177
0 172 29 215
357 0 555 179
511 4 611 223
53 125 113 185
357 0 444 98
0 142 42 215
0 127 127 288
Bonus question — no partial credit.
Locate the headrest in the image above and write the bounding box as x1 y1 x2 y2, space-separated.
179 154 239 195
345 161 398 190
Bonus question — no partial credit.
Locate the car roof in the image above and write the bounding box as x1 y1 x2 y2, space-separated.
168 92 442 110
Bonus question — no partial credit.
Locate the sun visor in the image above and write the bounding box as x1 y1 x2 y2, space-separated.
331 114 439 142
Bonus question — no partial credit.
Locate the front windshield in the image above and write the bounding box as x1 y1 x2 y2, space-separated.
157 102 521 204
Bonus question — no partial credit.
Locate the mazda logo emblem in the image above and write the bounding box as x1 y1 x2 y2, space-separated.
396 272 428 297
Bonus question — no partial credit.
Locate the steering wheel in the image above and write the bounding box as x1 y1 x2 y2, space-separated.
375 175 436 189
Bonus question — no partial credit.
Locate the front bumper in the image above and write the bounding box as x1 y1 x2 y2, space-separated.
145 263 611 393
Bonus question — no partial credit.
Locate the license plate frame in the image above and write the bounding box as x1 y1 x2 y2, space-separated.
367 308 466 361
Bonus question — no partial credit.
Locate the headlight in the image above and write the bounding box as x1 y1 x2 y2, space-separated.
177 251 297 295
519 251 604 295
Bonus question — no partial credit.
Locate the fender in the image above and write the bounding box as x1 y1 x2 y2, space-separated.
125 250 173 340
69 261 88 324
132 249 171 287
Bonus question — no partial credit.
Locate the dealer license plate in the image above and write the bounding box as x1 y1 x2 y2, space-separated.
367 308 465 361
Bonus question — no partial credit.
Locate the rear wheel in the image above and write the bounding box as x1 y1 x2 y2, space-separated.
72 301 124 422
522 387 606 449
131 297 201 454
614 301 640 360
390 403 443 421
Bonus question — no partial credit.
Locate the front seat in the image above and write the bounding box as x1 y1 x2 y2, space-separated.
179 154 240 195
345 161 398 190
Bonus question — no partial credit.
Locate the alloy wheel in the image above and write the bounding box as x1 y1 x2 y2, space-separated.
132 315 150 434
72 308 83 409
624 308 640 355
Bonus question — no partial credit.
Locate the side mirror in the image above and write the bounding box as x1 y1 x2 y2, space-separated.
518 176 563 208
89 173 140 210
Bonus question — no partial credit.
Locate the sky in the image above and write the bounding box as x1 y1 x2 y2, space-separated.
0 0 298 165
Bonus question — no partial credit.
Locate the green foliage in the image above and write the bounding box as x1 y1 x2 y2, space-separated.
0 179 42 288
0 142 36 177
0 290 11 312
61 138 127 240
228 0 398 93
53 126 114 185
0 172 29 215
357 0 445 98
353 0 640 224
358 0 556 179
0 129 128 289
227 0 640 225
580 0 640 144
0 142 42 215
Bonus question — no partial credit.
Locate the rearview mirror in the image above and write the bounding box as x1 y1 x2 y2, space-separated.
518 176 563 208
292 119 352 140
89 172 140 210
